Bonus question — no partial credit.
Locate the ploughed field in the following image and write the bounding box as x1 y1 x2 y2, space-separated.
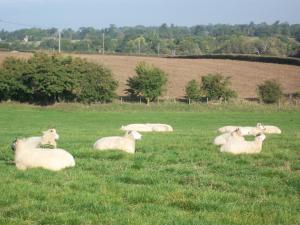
1 51 300 98
0 103 299 225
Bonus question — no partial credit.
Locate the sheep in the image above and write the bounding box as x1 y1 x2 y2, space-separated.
93 131 142 154
13 138 75 171
146 123 173 132
121 124 153 132
220 133 266 155
121 123 173 132
22 129 59 149
218 123 265 136
262 125 281 134
213 128 245 146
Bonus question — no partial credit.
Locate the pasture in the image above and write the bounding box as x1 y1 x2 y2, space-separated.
0 103 299 225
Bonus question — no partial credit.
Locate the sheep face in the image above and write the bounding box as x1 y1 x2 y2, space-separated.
256 123 266 132
11 138 17 151
43 129 59 140
128 131 142 140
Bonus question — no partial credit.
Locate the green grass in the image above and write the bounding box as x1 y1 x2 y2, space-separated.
0 103 299 225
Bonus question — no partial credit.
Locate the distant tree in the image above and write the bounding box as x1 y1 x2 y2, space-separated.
126 62 167 105
201 73 237 101
185 79 201 103
257 79 282 104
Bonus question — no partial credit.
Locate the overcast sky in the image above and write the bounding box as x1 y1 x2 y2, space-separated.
0 0 299 30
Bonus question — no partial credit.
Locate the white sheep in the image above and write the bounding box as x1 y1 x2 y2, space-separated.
93 131 142 154
121 123 173 132
213 128 245 146
13 138 75 171
146 123 173 132
262 125 282 134
218 123 265 136
24 129 59 148
121 124 153 132
220 133 266 155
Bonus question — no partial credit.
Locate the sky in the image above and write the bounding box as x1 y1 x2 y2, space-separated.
0 0 300 30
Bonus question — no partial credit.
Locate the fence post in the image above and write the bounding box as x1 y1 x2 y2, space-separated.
188 98 191 105
206 97 208 104
120 97 123 104
139 97 142 104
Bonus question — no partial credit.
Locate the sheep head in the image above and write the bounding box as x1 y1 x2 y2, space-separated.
42 129 59 140
256 123 266 132
11 138 17 151
127 131 142 140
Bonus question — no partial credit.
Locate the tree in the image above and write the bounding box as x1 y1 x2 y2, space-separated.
126 62 168 105
0 53 118 104
201 73 237 101
185 79 201 103
257 79 282 104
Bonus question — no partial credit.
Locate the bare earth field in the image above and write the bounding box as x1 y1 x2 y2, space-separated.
1 52 300 98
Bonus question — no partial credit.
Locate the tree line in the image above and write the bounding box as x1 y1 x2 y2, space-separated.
0 22 300 57
0 53 293 105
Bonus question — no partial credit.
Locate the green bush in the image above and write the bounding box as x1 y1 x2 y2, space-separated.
185 79 201 102
257 79 282 104
126 62 168 104
201 73 237 101
0 53 118 104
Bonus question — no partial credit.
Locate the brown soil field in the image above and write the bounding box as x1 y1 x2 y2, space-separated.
1 51 300 98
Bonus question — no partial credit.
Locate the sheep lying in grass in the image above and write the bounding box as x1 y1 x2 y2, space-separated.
11 129 59 151
213 128 245 146
121 124 152 132
220 133 266 155
93 131 142 154
121 123 173 132
218 123 265 136
262 125 282 134
25 129 59 148
146 123 173 132
13 138 75 171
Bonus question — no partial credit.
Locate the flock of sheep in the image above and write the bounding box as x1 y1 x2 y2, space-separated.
11 122 281 171
214 123 281 154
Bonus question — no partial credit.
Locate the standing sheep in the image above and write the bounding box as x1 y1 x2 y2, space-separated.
13 139 75 171
93 131 142 154
220 133 266 155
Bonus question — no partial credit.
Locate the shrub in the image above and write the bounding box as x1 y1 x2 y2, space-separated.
126 62 168 104
200 73 237 101
185 79 201 102
257 79 282 104
0 53 118 104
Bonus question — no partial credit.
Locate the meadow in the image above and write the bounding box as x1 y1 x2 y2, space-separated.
0 103 299 225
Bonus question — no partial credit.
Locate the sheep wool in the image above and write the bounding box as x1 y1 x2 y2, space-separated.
213 129 245 146
94 131 142 154
14 139 75 171
220 133 266 155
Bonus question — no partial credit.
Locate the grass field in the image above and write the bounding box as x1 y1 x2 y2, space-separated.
1 51 300 99
0 103 299 225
